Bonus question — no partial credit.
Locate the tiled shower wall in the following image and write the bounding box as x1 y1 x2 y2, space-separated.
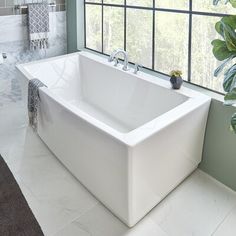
0 0 65 16
0 1 67 107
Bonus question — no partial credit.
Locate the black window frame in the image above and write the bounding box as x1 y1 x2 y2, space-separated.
84 0 230 95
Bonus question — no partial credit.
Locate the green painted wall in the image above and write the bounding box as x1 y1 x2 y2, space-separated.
66 0 78 53
200 99 236 190
66 3 236 191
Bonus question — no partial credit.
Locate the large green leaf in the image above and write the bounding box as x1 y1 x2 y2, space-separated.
214 56 235 77
222 22 236 51
215 21 224 38
231 113 236 133
212 39 235 61
221 15 236 29
223 64 236 91
212 16 236 78
214 16 236 43
224 87 236 105
212 16 236 60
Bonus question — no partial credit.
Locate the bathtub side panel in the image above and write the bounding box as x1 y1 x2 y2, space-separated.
16 69 28 109
129 101 211 226
37 92 130 224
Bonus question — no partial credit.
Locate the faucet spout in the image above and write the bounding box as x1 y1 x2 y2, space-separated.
108 49 119 62
108 49 129 71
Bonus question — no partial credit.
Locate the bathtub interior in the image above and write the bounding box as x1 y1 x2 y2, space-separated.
23 53 189 133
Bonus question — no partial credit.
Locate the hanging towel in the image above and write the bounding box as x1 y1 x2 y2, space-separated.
28 79 46 131
28 3 49 50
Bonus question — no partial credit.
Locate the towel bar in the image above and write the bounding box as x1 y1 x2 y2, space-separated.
15 2 56 10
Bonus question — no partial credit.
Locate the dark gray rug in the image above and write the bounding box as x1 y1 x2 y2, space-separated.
0 155 44 236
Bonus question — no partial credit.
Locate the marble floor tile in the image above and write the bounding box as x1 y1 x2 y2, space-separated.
18 175 98 236
54 204 128 236
0 126 27 152
0 102 27 133
149 170 236 236
54 204 168 236
53 222 91 236
213 205 236 236
1 127 98 236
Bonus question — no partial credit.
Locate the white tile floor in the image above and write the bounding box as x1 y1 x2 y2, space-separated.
1 101 236 236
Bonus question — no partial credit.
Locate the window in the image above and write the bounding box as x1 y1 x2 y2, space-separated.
84 0 231 93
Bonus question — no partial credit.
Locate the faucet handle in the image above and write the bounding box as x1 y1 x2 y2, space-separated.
134 63 143 74
114 57 119 67
108 55 114 62
123 62 129 71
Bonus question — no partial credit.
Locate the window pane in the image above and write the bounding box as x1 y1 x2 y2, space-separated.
104 0 124 4
126 9 153 68
156 0 189 10
85 0 101 3
193 0 235 14
126 0 153 7
85 0 228 93
85 5 102 51
155 12 188 78
104 7 124 54
191 15 224 92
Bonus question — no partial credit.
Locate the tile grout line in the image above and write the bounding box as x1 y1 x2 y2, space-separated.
15 159 99 236
149 217 170 236
50 201 99 236
146 169 236 236
210 204 236 236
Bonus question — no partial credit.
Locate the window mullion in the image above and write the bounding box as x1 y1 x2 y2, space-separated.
187 0 192 82
124 0 127 51
102 0 104 53
152 0 155 70
84 1 87 48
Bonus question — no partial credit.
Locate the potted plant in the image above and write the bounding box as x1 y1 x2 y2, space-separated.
170 70 183 89
212 0 236 132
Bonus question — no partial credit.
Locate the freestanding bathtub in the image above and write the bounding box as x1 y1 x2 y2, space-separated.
17 51 211 227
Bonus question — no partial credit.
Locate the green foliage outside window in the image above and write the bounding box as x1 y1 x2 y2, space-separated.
213 0 236 7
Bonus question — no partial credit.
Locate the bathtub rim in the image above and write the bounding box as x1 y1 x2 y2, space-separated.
16 51 211 147
39 88 210 147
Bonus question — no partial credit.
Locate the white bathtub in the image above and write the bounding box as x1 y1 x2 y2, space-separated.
17 51 211 227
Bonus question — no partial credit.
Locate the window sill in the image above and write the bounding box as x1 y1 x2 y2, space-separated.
149 70 225 103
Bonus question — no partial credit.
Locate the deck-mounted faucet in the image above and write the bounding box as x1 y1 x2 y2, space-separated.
108 49 129 71
134 63 143 74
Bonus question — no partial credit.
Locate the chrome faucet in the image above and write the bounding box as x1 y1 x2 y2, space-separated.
108 49 119 62
113 57 119 67
108 49 129 71
134 63 143 74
